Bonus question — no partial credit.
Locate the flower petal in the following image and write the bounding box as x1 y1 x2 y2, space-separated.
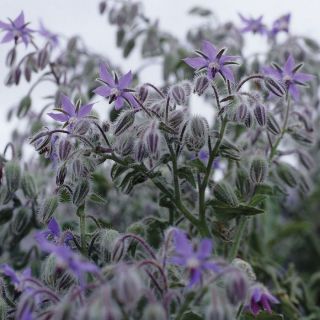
48 112 70 122
48 217 60 237
284 54 295 74
61 95 75 116
202 40 217 60
220 66 235 82
13 11 25 28
99 63 115 85
183 57 207 69
114 96 125 110
1 32 14 43
197 239 212 258
118 71 133 89
294 72 313 83
77 103 94 117
173 229 193 256
93 85 111 97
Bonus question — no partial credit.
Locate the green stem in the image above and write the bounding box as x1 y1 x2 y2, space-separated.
269 96 290 161
77 205 87 255
228 216 248 261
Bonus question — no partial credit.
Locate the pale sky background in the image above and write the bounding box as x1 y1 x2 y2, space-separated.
0 0 319 152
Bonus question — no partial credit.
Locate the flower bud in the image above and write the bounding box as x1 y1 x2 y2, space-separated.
264 77 286 97
254 104 267 127
276 162 298 188
73 119 90 135
114 134 134 156
168 110 184 130
5 161 21 193
144 123 161 157
72 179 90 206
267 113 281 135
190 116 209 138
220 139 241 161
99 229 120 262
10 208 31 236
205 303 233 320
143 303 166 320
134 139 147 162
21 172 38 198
137 85 149 103
236 168 252 198
114 110 135 136
290 130 314 145
213 181 239 207
17 96 32 118
193 75 209 95
14 66 22 85
231 258 256 282
170 84 186 105
24 64 32 82
72 159 83 178
37 48 49 70
244 110 253 128
112 239 126 262
56 165 67 186
102 120 110 132
6 47 16 67
298 150 314 170
250 157 268 184
0 206 13 225
298 172 312 195
115 267 143 307
58 138 72 161
236 104 248 123
225 269 249 306
99 1 107 14
38 196 59 224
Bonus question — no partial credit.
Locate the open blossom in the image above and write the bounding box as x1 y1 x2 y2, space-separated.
170 229 220 286
263 55 313 100
0 264 31 292
239 14 267 35
38 21 59 46
0 11 33 46
48 95 94 124
269 14 290 38
183 40 239 82
247 284 279 316
94 64 137 110
35 234 100 286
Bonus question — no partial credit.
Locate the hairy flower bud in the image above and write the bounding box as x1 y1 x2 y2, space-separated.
37 48 49 70
298 150 314 170
170 84 186 105
168 110 184 130
264 77 286 97
10 207 31 236
114 110 135 136
144 123 161 157
21 172 38 198
236 168 252 198
114 134 134 156
102 120 110 132
254 104 267 127
236 104 248 123
213 181 239 207
193 75 209 95
38 196 59 223
205 302 233 320
250 157 268 184
56 165 67 186
185 116 209 152
244 110 253 128
225 268 249 306
58 138 72 161
276 162 298 188
137 85 149 103
231 258 256 282
5 161 21 193
143 303 166 320
99 229 120 262
220 139 241 161
266 113 281 135
72 159 84 178
72 179 90 206
73 119 90 135
134 139 147 162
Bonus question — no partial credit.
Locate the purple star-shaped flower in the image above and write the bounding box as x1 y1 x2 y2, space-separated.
183 40 239 82
0 264 31 291
263 55 313 100
38 21 59 47
0 11 33 47
48 95 94 124
269 14 290 38
247 284 279 316
94 64 137 110
170 229 220 286
35 234 100 286
239 14 267 35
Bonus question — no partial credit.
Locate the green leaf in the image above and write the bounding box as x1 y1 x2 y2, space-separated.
188 6 212 16
123 38 135 58
178 167 196 188
17 96 32 118
181 311 203 320
116 28 125 47
188 158 207 174
111 163 130 180
242 311 284 319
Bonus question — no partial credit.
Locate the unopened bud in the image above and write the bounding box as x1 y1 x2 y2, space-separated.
144 123 161 157
99 1 107 14
137 85 149 103
5 161 21 193
6 47 16 67
37 48 49 70
298 150 314 170
264 77 286 97
0 206 13 225
213 181 239 207
134 139 147 162
21 173 38 198
225 268 249 306
254 104 267 127
58 138 72 161
38 196 59 223
143 303 166 320
236 104 248 123
193 75 209 96
72 179 90 206
267 113 281 135
244 111 253 128
250 157 268 184
231 258 256 282
114 110 135 136
73 119 90 135
10 207 31 236
170 84 186 105
114 134 134 156
99 229 120 262
168 110 184 130
276 162 298 188
56 165 67 186
236 168 252 197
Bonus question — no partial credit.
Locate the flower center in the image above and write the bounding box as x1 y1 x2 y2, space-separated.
110 88 120 97
282 75 292 87
186 257 200 269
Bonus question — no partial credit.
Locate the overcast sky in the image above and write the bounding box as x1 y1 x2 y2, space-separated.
1 0 319 151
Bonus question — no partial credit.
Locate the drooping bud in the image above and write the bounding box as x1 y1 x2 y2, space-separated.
144 122 161 157
21 172 38 198
0 206 13 225
225 268 249 306
10 207 31 237
185 116 209 152
134 139 147 162
58 138 72 161
99 229 120 263
143 303 166 320
254 104 267 126
168 110 184 130
244 110 253 128
6 47 16 67
264 77 286 97
56 165 67 186
114 110 135 136
298 150 314 170
72 179 90 206
114 134 134 156
267 113 281 135
170 84 186 105
298 172 312 195
73 119 90 135
290 130 314 145
38 196 59 223
137 85 149 103
72 159 83 178
231 258 256 282
250 157 268 184
220 139 241 161
276 162 298 188
213 181 239 207
205 301 234 320
37 48 49 70
193 75 209 96
17 96 32 118
99 1 107 14
5 161 21 193
236 168 252 198
236 104 248 123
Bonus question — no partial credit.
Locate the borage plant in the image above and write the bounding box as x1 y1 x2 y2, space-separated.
0 3 319 320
